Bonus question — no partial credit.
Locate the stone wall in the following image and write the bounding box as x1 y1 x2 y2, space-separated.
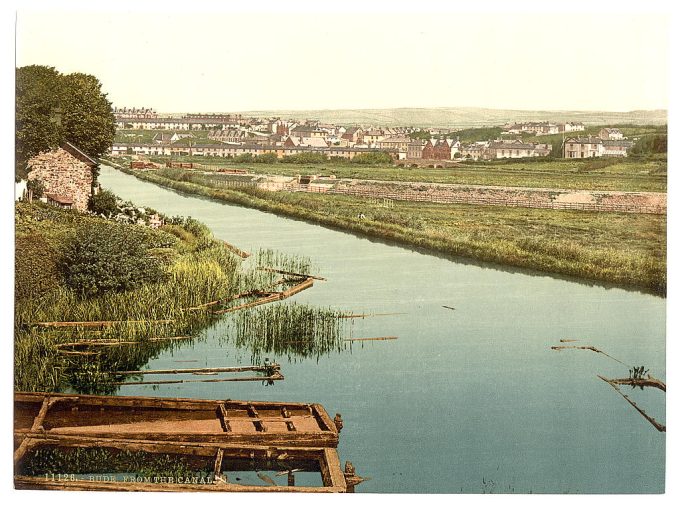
27 148 94 211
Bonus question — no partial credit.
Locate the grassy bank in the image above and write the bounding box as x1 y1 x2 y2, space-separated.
113 165 666 295
14 201 244 392
139 155 666 192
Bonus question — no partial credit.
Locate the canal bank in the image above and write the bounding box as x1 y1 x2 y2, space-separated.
106 161 666 295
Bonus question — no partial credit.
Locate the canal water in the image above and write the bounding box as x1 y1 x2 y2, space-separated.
98 165 666 494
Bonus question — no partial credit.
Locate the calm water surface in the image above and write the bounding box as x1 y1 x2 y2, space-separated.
99 165 666 494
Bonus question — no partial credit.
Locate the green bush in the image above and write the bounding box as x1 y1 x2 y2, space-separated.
89 189 119 217
281 152 328 164
15 233 61 302
350 152 393 165
61 222 169 297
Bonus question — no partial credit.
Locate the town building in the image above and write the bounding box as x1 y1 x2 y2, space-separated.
599 128 624 140
563 137 604 158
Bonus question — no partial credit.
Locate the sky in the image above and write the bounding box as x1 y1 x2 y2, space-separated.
13 3 670 114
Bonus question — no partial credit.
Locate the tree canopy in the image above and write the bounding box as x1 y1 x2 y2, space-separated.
15 65 116 179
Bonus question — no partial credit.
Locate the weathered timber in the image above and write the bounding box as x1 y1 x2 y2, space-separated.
15 392 340 448
598 375 666 432
222 240 251 259
343 336 398 342
111 364 279 376
606 376 666 392
281 277 314 298
212 293 281 315
550 345 628 366
34 319 174 328
56 336 192 349
212 277 315 315
13 438 350 492
337 312 406 319
259 266 326 281
111 372 284 386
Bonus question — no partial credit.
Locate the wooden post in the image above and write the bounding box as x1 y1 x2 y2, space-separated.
287 470 295 487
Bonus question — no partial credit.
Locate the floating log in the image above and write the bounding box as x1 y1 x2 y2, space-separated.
605 376 666 392
550 345 628 366
55 336 192 349
33 319 174 328
259 266 326 281
110 364 280 376
337 312 406 319
598 375 666 432
222 240 251 259
281 277 314 298
442 306 456 311
559 339 579 343
343 336 398 342
212 293 281 315
111 373 284 386
212 278 315 315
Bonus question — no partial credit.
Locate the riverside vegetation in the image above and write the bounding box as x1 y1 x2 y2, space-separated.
111 164 666 295
15 198 345 393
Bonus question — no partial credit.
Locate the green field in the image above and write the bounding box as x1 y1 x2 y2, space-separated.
136 154 666 192
112 165 666 295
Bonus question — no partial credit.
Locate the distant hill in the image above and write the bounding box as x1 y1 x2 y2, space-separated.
235 107 667 128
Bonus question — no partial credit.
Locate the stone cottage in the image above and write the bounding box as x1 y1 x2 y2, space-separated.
27 142 98 212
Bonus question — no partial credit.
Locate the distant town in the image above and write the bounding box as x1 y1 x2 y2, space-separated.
110 107 635 163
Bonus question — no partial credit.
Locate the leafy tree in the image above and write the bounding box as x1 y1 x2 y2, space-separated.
15 65 116 179
15 66 63 178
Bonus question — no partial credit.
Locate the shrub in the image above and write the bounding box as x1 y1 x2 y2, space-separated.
15 233 61 302
89 189 119 217
61 222 169 297
350 152 393 165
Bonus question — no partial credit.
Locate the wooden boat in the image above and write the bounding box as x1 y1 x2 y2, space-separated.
14 392 364 493
14 392 342 449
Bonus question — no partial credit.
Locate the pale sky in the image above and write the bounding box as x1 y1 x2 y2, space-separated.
14 5 671 114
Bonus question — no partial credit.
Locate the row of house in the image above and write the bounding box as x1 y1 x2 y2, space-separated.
502 121 585 136
563 136 633 158
112 142 397 161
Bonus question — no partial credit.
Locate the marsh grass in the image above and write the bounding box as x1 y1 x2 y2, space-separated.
228 303 350 363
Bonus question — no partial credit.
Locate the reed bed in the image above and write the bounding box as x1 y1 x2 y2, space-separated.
228 303 351 363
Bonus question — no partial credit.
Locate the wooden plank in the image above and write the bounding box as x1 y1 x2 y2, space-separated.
55 336 191 349
343 336 398 342
311 403 335 433
14 476 342 493
111 364 278 376
14 397 52 465
324 448 348 490
15 430 338 448
247 405 267 433
281 278 314 298
33 319 174 328
111 373 283 386
258 267 326 281
14 392 336 414
213 448 225 482
217 404 231 433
